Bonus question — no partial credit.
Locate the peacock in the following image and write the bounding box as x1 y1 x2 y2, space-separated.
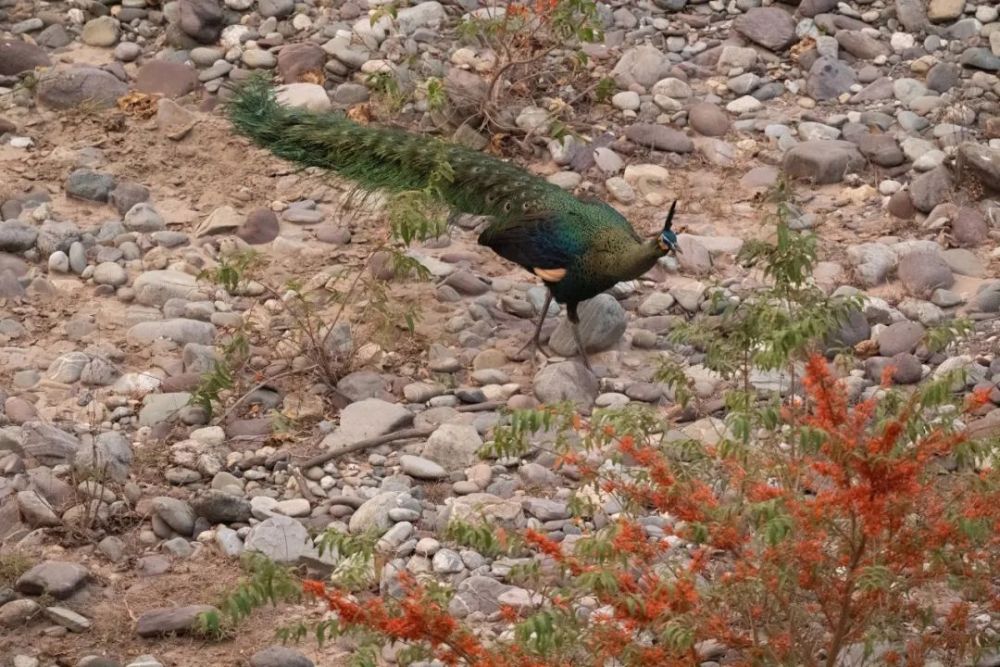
226 77 681 370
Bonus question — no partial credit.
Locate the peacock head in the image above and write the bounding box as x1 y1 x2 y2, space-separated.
657 200 682 254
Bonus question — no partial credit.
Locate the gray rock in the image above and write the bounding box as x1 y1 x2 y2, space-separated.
349 491 401 535
16 490 61 527
941 248 984 277
332 82 370 105
245 515 319 563
971 283 1000 313
952 207 988 247
611 45 672 88
533 361 598 409
215 526 244 557
448 576 513 618
45 605 91 632
259 0 294 18
624 124 693 153
878 321 925 356
926 62 960 93
961 48 1000 72
109 181 150 216
444 269 490 295
321 398 413 451
134 270 200 306
127 319 216 346
136 604 218 637
898 251 953 297
909 166 953 213
782 140 865 184
432 548 464 574
152 496 196 536
890 353 923 384
895 0 928 32
0 222 38 252
826 309 871 351
191 490 251 523
48 351 89 383
50 252 70 274
336 370 392 402
733 7 796 51
396 2 446 33
178 0 223 43
799 0 837 16
836 30 889 60
399 454 448 479
15 561 89 599
124 203 166 232
421 423 483 470
93 262 127 286
37 221 81 255
957 143 1000 194
250 647 314 667
138 392 192 426
66 169 116 202
523 498 569 521
806 57 856 101
898 298 944 325
857 134 904 167
38 66 128 110
548 294 627 355
75 431 132 482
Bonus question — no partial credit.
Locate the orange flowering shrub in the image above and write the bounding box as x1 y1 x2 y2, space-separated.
298 355 1000 665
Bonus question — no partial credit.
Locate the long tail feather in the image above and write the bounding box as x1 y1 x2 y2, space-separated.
226 76 574 220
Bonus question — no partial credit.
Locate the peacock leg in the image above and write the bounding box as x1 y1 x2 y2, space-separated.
567 303 593 372
516 290 552 360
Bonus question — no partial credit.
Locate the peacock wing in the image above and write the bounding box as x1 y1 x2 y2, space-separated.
477 213 585 277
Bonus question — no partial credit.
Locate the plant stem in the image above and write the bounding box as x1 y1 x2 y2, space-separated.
825 533 867 667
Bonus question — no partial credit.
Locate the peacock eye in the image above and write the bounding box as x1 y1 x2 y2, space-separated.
522 202 529 210
503 201 511 212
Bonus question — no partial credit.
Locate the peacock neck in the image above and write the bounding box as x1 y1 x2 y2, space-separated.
618 239 664 281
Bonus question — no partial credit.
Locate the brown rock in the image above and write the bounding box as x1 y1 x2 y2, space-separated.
236 208 279 245
0 40 51 76
887 189 915 219
951 207 988 247
276 42 326 83
687 102 729 137
136 60 200 98
733 7 797 51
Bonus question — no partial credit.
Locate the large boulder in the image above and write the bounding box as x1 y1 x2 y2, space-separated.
37 67 128 110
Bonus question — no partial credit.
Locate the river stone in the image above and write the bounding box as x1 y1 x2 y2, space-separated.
533 361 598 409
421 423 483 471
321 398 413 452
782 140 865 184
733 7 797 51
878 321 925 356
897 251 953 296
37 66 128 110
136 605 218 637
15 561 89 599
548 294 627 355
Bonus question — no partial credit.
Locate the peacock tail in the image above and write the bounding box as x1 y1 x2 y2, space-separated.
227 76 578 221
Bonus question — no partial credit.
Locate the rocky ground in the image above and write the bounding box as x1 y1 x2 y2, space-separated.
1 0 1000 665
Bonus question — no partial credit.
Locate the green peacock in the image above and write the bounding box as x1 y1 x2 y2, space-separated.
226 78 681 370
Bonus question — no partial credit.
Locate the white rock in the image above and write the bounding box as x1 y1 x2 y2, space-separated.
725 95 762 113
275 83 332 112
